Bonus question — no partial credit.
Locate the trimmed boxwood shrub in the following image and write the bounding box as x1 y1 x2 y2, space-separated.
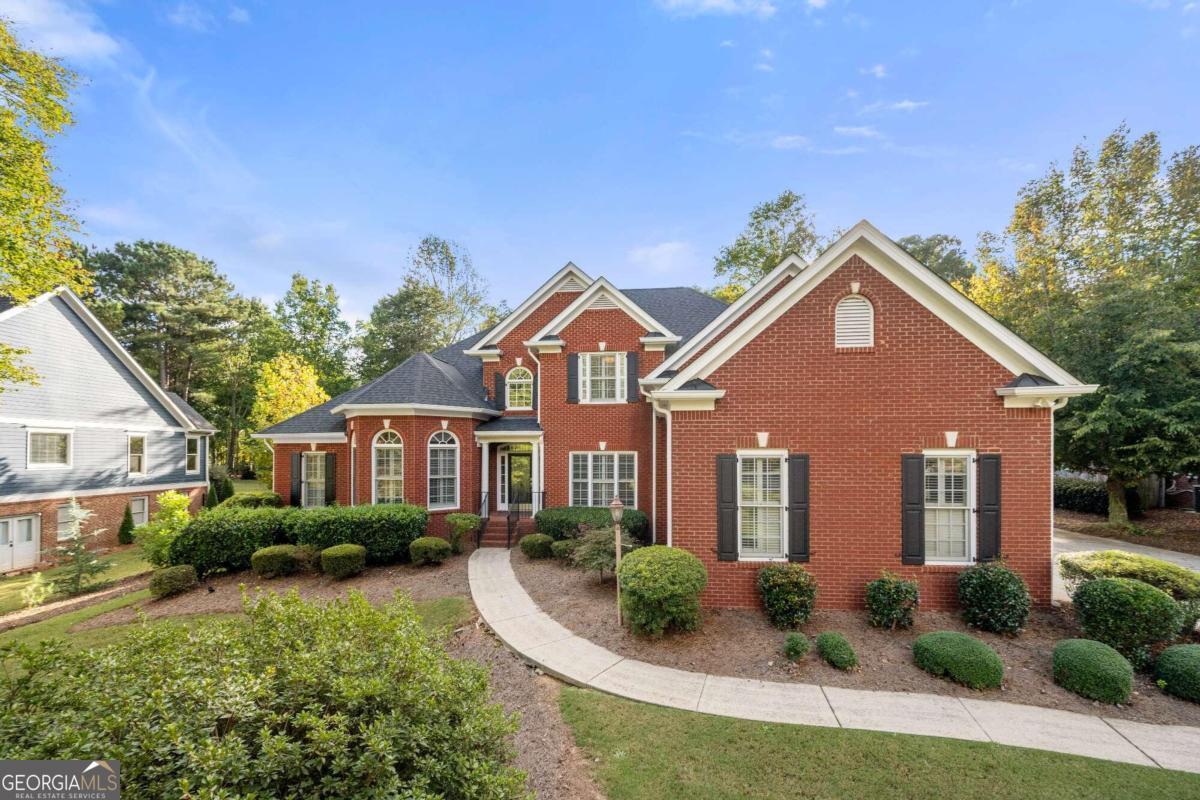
1053 639 1133 704
321 544 366 579
1054 477 1143 516
168 507 299 577
865 572 919 630
551 538 580 560
519 533 555 559
783 633 809 662
292 504 428 564
912 631 1004 690
617 545 708 637
219 491 283 509
1156 644 1200 703
149 564 197 599
957 562 1031 634
534 506 650 542
757 563 818 629
1060 550 1200 601
444 513 481 554
1072 577 1182 668
410 536 452 565
815 632 858 670
251 544 306 578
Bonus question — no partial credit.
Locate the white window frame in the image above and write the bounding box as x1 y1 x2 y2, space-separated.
185 436 200 474
56 503 74 541
736 449 788 561
301 451 327 508
579 352 627 404
569 451 637 508
835 294 875 348
128 433 148 475
130 496 149 526
427 431 460 511
922 448 976 565
372 429 405 504
27 428 72 470
505 366 534 410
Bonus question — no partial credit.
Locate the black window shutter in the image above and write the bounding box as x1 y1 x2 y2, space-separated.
566 354 579 403
977 454 1001 561
289 453 302 506
494 371 505 406
325 452 337 505
901 454 925 565
626 352 639 402
787 454 810 562
717 454 738 561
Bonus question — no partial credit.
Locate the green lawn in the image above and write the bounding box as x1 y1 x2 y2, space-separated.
560 687 1200 800
0 547 152 616
232 478 269 494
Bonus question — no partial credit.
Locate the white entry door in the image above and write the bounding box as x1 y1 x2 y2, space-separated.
0 515 39 573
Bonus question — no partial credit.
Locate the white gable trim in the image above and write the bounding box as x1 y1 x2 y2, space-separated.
663 220 1087 392
470 262 593 351
0 290 58 323
530 277 676 341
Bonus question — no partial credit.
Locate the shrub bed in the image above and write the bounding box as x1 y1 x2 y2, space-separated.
757 563 818 629
219 491 283 509
1072 577 1182 668
168 507 299 577
1052 639 1132 704
519 533 554 559
783 633 809 662
410 536 452 565
865 573 919 630
1156 644 1200 703
321 544 366 579
617 545 708 637
1054 477 1142 516
815 632 858 670
444 512 480 554
534 506 649 542
957 562 1031 634
1060 550 1200 600
912 631 1004 690
251 544 308 578
293 504 428 563
149 565 197 599
551 538 580 560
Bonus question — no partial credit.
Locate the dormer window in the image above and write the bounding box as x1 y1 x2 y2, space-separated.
506 366 534 410
580 352 626 403
835 295 874 348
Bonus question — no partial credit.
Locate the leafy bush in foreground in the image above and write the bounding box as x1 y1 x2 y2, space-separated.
815 632 858 670
757 563 818 629
292 504 428 563
865 572 919 630
445 513 481 554
1053 639 1132 704
169 507 298 577
912 631 1004 690
618 545 708 637
957 562 1031 634
1072 577 1182 668
1156 644 1200 703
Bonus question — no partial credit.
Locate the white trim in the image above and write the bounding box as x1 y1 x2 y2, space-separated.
639 334 681 345
472 263 594 350
578 351 628 403
529 277 677 343
185 435 201 475
370 428 405 505
735 451 788 560
474 430 543 443
0 290 58 322
250 432 348 443
0 415 188 433
129 495 149 527
300 450 327 508
127 432 148 476
995 384 1099 408
427 430 461 511
568 450 638 508
921 448 977 566
26 428 72 470
327 403 499 419
505 366 535 410
0 481 208 504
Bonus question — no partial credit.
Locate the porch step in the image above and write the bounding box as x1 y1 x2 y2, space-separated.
476 514 536 547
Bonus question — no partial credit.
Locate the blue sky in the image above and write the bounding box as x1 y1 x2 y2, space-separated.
4 0 1199 321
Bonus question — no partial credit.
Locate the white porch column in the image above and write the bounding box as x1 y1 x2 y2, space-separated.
480 441 490 516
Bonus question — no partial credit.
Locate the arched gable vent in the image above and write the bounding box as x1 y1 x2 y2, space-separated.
835 295 874 348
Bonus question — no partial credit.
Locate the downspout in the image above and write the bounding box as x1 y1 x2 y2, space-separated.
651 398 672 548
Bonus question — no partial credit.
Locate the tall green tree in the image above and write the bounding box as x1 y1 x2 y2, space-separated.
208 297 282 471
404 235 493 345
273 273 352 395
357 278 448 380
712 190 820 302
897 234 974 284
246 353 329 481
0 19 90 389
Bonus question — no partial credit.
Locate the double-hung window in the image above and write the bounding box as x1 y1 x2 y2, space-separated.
130 497 149 526
56 503 74 541
428 431 459 510
302 452 326 508
506 367 534 409
738 455 786 559
570 452 635 507
128 434 147 474
185 437 200 474
373 430 404 503
579 352 626 403
924 453 973 563
29 430 71 469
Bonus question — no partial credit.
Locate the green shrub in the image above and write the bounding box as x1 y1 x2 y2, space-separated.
815 632 858 670
1072 577 1183 668
957 562 1031 634
148 565 197 599
571 527 638 579
865 572 919 630
913 631 1004 690
519 533 554 559
756 563 817 629
321 544 366 579
215 476 235 502
551 538 580 560
783 633 810 662
445 513 481 554
1052 639 1133 704
292 504 428 563
1178 599 1200 637
118 504 135 545
1059 550 1200 600
534 506 650 542
1054 477 1142 516
410 536 452 565
617 545 708 636
168 507 299 577
1156 644 1200 703
219 491 283 509
135 490 194 567
0 590 525 798
251 544 306 578
204 485 219 509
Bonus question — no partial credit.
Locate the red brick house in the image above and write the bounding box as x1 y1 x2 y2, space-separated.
255 221 1096 609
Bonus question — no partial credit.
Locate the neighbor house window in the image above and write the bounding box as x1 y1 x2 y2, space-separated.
506 366 534 409
56 504 73 540
302 452 326 508
738 455 786 558
373 430 404 504
579 352 626 403
130 496 149 526
29 430 71 469
924 454 973 562
835 295 874 348
128 434 147 474
428 431 459 509
185 437 200 474
570 452 635 507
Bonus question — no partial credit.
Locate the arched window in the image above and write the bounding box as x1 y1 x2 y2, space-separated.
428 430 459 510
373 430 404 504
835 295 874 348
506 366 534 409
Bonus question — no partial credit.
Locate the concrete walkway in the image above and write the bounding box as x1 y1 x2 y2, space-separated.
1052 528 1200 603
469 548 1200 774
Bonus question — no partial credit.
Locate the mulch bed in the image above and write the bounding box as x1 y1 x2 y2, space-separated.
1057 508 1200 556
512 553 1200 727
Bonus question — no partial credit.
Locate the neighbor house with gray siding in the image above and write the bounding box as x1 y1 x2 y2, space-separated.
0 288 214 573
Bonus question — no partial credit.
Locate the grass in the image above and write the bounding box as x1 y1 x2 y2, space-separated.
0 547 152 616
232 478 269 494
559 687 1200 800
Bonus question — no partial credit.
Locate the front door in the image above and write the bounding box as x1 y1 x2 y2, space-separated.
508 453 532 512
0 516 39 573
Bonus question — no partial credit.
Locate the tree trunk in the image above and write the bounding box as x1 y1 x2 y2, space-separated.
226 425 239 471
1106 477 1128 525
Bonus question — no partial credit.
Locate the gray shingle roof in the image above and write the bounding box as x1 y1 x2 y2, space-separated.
476 416 543 432
621 287 727 346
164 391 216 431
0 297 15 314
256 389 357 436
679 378 718 391
348 352 493 409
1004 373 1058 388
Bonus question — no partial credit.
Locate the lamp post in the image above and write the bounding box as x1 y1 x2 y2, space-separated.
610 495 624 626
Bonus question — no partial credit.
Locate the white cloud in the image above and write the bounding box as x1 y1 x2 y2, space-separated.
228 5 251 23
719 39 736 47
860 63 887 78
655 0 776 18
860 98 929 113
771 134 810 149
627 241 697 274
167 2 215 32
0 0 121 64
834 125 882 138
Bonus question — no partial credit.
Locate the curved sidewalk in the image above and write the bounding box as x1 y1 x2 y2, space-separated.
468 548 1200 774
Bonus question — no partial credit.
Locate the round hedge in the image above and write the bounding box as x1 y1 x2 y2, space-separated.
550 538 580 560
865 573 919 630
410 536 452 566
1072 577 1182 668
617 545 708 636
251 544 306 578
519 533 554 560
321 543 366 579
757 563 818 629
815 632 858 670
912 631 1004 690
957 562 1031 634
1052 639 1133 704
149 565 197 599
1156 644 1200 703
783 633 810 662
218 491 283 509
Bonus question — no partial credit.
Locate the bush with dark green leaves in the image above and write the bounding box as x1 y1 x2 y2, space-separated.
519 533 554 559
1060 550 1200 600
1054 477 1142 516
0 591 526 799
1052 639 1132 704
551 537 580 560
815 632 858 670
445 513 481 554
219 491 283 509
148 565 197 599
757 563 818 629
321 544 366 579
217 476 235 503
1072 577 1183 668
292 504 428 563
410 536 452 565
251 544 307 578
168 507 299 578
534 506 649 542
783 633 809 662
204 485 219 510
1156 644 1200 703
912 631 1004 690
118 504 135 545
865 572 919 630
957 562 1031 634
617 545 708 636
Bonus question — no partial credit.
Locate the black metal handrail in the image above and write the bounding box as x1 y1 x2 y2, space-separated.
475 492 489 550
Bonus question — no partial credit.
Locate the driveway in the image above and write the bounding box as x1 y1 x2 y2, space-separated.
1052 528 1200 602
